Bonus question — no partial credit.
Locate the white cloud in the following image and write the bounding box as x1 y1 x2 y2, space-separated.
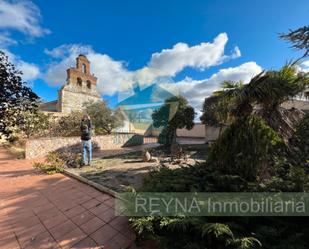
149 33 236 76
232 46 241 58
43 41 262 119
44 44 92 58
164 62 262 113
0 32 17 47
44 44 132 95
300 60 309 73
18 61 40 81
135 33 241 84
0 1 49 82
43 44 93 85
88 53 133 95
43 33 242 96
0 0 50 37
2 49 40 81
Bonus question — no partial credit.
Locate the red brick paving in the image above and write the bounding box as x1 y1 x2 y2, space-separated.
0 147 145 249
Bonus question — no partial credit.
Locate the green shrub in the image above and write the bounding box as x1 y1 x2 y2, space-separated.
33 162 64 174
18 110 50 138
33 150 82 174
130 216 262 249
33 152 65 174
50 111 83 137
157 126 175 146
291 114 309 162
152 96 195 146
207 116 285 181
84 101 124 134
56 150 82 168
132 115 309 249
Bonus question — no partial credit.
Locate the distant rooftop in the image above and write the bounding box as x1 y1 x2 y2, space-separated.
281 99 309 113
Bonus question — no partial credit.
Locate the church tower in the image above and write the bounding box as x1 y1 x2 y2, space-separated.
57 54 101 113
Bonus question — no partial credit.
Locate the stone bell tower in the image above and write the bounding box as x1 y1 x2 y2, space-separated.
57 54 102 113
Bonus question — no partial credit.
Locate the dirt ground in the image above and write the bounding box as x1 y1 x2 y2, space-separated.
68 144 207 192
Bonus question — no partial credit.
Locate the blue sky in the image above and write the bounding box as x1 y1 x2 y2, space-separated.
0 0 309 113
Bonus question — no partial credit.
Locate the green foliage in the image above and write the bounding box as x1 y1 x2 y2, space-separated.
56 149 82 168
280 26 309 58
84 101 125 134
160 217 198 232
33 150 82 174
113 107 125 128
33 152 65 174
141 162 250 192
50 111 83 137
17 109 50 138
207 116 284 181
157 126 175 145
132 51 309 249
134 114 309 248
288 165 309 191
130 216 156 235
130 216 262 249
33 162 63 175
201 223 233 239
292 114 309 162
255 65 309 112
152 96 195 145
141 164 211 192
134 154 308 249
232 237 262 249
201 65 309 139
200 94 231 127
48 101 125 137
0 50 39 139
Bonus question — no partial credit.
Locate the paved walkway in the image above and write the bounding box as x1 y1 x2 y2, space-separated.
0 147 144 249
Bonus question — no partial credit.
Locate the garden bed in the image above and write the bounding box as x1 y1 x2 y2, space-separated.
66 144 207 192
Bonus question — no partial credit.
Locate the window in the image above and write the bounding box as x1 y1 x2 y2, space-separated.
87 80 91 89
77 77 82 86
82 63 87 74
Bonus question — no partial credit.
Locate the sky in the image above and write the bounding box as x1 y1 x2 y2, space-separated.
0 0 309 117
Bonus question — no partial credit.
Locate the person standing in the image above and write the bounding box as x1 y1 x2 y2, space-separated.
80 114 92 166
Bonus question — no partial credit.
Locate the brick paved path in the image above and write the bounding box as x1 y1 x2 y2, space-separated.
0 147 139 249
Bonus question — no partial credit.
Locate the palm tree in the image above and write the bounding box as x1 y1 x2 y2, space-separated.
280 26 309 58
213 80 253 118
201 63 309 140
248 64 309 139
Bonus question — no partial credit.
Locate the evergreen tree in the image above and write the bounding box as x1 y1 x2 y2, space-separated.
0 51 38 139
152 96 195 145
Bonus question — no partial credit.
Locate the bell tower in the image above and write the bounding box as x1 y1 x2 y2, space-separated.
66 54 97 88
57 54 101 113
76 54 90 75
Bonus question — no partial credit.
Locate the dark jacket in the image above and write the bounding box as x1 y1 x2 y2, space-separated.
80 119 92 141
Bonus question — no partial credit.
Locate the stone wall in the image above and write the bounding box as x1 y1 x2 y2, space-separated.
58 85 102 113
25 133 143 159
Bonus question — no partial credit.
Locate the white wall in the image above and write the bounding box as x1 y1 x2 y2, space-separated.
177 123 206 138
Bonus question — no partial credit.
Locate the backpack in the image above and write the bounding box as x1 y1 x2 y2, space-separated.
81 124 89 136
